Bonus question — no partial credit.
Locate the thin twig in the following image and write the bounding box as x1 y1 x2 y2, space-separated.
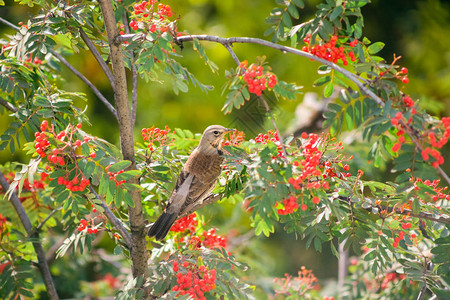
0 173 59 300
122 12 138 127
222 43 240 65
0 96 19 113
88 186 132 248
35 207 62 232
79 29 116 91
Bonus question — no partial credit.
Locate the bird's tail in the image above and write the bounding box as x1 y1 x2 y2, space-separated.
148 212 178 241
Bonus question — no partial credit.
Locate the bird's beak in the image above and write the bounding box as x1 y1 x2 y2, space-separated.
224 128 235 133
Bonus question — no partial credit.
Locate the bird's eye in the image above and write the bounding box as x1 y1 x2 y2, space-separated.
213 130 219 135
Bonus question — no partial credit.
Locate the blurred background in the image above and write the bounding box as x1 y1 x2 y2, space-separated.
1 0 450 297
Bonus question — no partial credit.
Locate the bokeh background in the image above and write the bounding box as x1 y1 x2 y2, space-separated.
1 0 450 296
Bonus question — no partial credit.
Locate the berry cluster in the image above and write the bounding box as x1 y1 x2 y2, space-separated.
239 61 277 96
129 1 174 33
411 177 450 202
302 35 357 65
141 125 171 151
390 112 412 154
273 266 318 296
105 166 126 186
77 218 98 234
392 230 406 248
254 130 284 158
57 176 90 192
276 196 299 215
172 260 217 299
170 213 198 233
201 228 226 249
32 121 95 191
403 94 414 108
393 114 450 168
398 67 409 84
288 133 352 210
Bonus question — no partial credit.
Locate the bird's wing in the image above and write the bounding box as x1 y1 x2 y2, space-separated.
179 153 223 215
165 171 194 214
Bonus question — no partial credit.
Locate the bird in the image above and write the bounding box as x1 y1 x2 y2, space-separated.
148 125 234 241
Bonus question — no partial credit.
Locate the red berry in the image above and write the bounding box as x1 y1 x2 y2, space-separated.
40 120 48 131
402 77 409 84
401 67 408 74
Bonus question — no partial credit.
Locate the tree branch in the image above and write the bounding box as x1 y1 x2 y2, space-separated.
0 173 59 300
178 193 222 219
0 96 19 113
79 28 116 91
98 0 148 279
88 186 132 248
118 33 380 106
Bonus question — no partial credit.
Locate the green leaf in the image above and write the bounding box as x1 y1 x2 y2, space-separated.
313 76 331 87
287 3 299 19
324 82 334 98
108 160 131 173
329 6 343 21
367 42 385 55
124 191 135 207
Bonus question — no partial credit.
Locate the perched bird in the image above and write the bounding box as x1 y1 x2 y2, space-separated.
148 125 234 241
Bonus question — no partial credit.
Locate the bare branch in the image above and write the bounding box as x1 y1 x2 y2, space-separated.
89 186 132 248
0 16 19 30
0 96 19 113
178 193 222 219
222 43 240 65
0 173 59 300
98 0 148 279
35 207 61 232
79 29 116 91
